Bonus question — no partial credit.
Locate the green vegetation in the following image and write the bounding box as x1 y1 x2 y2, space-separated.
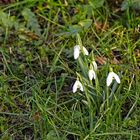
0 0 140 139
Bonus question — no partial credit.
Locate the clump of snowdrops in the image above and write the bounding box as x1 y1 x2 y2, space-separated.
72 34 121 130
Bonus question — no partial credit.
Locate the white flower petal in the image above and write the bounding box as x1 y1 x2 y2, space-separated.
106 72 120 87
112 72 120 84
72 81 78 93
72 80 83 93
92 61 98 71
88 69 96 80
74 45 80 59
106 72 113 87
79 82 84 92
83 47 89 55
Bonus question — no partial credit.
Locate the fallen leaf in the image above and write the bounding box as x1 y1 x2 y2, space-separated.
95 55 107 65
94 19 109 32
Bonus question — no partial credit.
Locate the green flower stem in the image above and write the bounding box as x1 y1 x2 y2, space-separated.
84 86 94 131
106 86 110 127
95 76 100 110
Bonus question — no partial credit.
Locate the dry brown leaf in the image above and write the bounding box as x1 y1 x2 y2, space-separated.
111 57 120 64
94 19 109 32
33 111 41 121
95 56 107 65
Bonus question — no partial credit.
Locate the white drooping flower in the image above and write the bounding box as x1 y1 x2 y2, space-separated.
88 69 96 80
74 45 89 59
106 72 120 87
74 45 80 59
72 79 83 93
92 61 98 71
83 46 89 56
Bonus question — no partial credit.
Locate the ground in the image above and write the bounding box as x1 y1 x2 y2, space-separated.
0 0 140 140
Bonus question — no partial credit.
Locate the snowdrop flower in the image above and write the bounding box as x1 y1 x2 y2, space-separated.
72 79 83 93
83 47 89 55
106 72 120 87
92 61 98 71
88 69 96 80
74 45 80 59
74 45 89 59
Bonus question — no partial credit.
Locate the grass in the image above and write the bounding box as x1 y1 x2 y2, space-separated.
0 0 140 139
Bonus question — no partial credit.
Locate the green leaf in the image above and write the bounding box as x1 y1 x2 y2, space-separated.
121 0 140 10
46 130 63 140
46 131 58 140
22 8 41 35
78 19 92 30
68 25 83 35
89 0 105 9
0 11 18 28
